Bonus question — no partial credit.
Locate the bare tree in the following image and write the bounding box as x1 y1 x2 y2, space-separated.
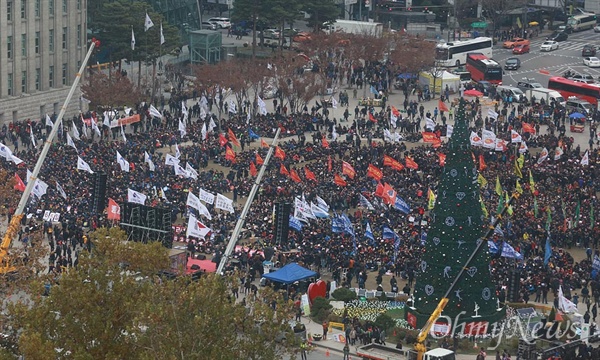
80 71 143 109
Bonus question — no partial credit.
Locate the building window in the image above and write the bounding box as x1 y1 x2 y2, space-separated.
77 0 81 10
35 32 40 54
49 0 54 15
35 0 40 17
20 0 25 19
35 68 41 90
62 27 67 50
22 71 27 93
62 0 67 13
77 25 81 46
62 63 67 85
7 36 12 59
49 66 54 88
21 34 27 57
7 74 13 96
7 1 12 21
49 30 54 52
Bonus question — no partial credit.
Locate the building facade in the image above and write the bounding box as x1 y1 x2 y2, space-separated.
0 0 87 124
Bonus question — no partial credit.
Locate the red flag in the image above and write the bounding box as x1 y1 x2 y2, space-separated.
280 164 289 175
405 157 419 170
382 183 397 205
479 154 486 171
304 167 317 182
391 106 400 117
249 162 257 177
290 169 302 183
219 133 228 146
369 112 377 123
328 155 332 172
431 138 442 148
367 164 383 181
14 173 25 192
522 122 536 134
225 146 236 162
260 138 269 148
334 174 347 187
438 99 449 112
342 161 356 179
107 198 121 220
322 137 330 148
422 132 438 143
383 155 404 171
256 153 264 165
375 182 384 198
228 128 241 147
438 153 446 166
275 146 285 160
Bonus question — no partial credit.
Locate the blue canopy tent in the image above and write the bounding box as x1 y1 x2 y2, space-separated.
262 263 317 285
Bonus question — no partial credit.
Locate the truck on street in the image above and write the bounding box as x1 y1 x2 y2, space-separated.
326 20 383 37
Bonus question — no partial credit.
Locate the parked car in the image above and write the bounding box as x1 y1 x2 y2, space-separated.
513 44 530 54
557 24 574 33
540 40 559 52
282 28 300 37
260 29 281 39
582 44 597 57
547 31 568 42
594 25 600 33
503 37 530 49
584 57 600 68
570 74 596 83
516 81 543 92
293 32 312 42
201 21 218 30
504 58 521 70
207 17 231 28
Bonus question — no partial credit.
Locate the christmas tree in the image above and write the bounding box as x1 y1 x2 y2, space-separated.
406 99 504 333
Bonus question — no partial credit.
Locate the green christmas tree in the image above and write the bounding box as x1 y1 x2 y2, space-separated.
406 99 504 332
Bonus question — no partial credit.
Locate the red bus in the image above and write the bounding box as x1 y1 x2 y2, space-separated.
547 77 600 106
465 53 503 85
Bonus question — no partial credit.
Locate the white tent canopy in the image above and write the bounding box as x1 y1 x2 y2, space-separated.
419 70 460 94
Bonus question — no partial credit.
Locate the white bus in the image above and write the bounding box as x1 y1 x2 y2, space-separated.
567 13 597 31
435 37 493 67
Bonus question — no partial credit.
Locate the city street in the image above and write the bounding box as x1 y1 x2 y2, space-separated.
493 29 600 87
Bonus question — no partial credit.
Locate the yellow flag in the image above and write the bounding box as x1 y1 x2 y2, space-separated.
529 169 535 194
480 194 488 218
506 191 513 216
517 17 522 28
517 154 524 169
477 173 488 188
514 159 523 178
428 188 436 210
495 176 503 197
516 179 523 195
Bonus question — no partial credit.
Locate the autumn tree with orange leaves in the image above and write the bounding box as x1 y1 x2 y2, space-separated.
81 71 143 110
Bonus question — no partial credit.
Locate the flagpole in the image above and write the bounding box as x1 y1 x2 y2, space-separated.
1 42 97 273
131 26 134 85
217 129 281 275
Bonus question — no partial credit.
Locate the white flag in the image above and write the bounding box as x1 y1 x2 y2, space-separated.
160 23 165 45
470 131 483 146
257 96 267 115
582 150 589 166
11 155 23 165
178 120 186 137
127 188 147 205
82 122 88 138
488 108 499 120
186 192 212 220
175 143 181 159
390 113 397 128
558 285 578 313
144 151 156 171
425 117 436 131
165 154 179 167
482 129 496 149
0 142 14 159
215 193 235 213
174 163 189 177
45 114 54 127
446 124 453 138
120 125 127 142
208 118 217 132
181 101 188 119
331 97 338 109
144 13 154 31
116 151 130 172
149 105 162 118
72 125 80 140
201 123 208 140
91 118 101 136
186 162 198 180
519 141 528 154
55 181 67 200
31 177 48 199
186 214 211 239
77 157 94 174
537 147 549 164
510 129 522 143
30 126 37 148
199 188 215 204
66 133 78 152
131 28 136 50
229 100 237 114
554 146 564 160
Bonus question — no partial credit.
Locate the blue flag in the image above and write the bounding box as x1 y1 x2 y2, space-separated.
365 222 374 241
341 213 355 237
358 194 375 210
544 235 552 265
332 213 345 233
420 231 427 245
593 255 600 272
370 85 378 95
248 128 260 140
289 215 303 231
488 240 499 254
501 242 523 260
394 196 411 214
